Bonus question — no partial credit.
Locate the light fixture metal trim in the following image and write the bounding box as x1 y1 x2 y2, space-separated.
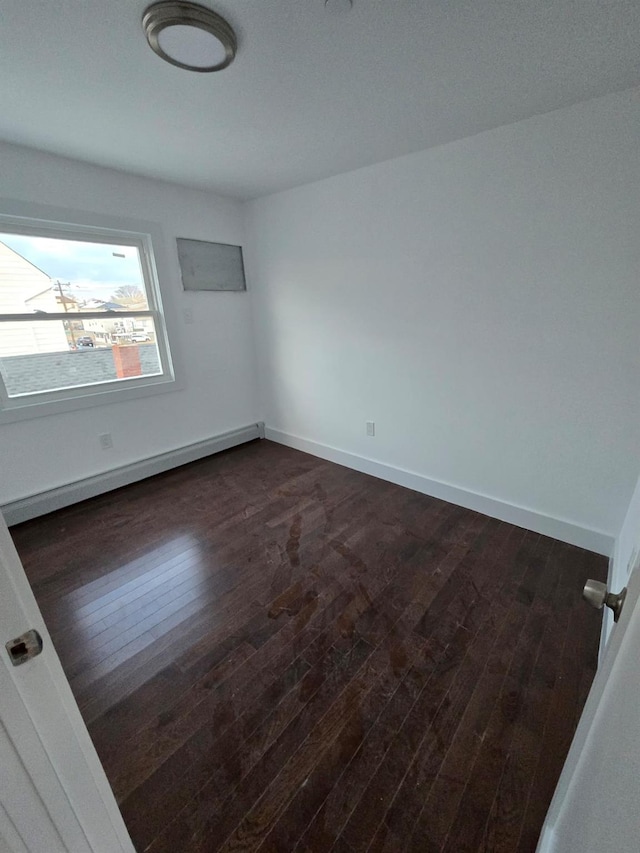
142 1 237 72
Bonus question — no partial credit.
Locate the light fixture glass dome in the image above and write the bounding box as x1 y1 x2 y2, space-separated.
142 1 237 72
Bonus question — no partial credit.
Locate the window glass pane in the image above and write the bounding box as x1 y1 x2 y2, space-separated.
0 317 161 398
0 233 150 313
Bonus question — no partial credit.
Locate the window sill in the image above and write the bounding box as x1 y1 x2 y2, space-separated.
0 373 184 424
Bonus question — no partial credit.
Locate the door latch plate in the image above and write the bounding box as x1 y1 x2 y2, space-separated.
5 629 43 666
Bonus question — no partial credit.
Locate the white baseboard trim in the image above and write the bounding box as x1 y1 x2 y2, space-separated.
265 427 614 557
2 423 264 526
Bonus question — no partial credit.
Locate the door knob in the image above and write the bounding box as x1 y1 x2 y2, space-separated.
583 580 627 623
5 629 43 666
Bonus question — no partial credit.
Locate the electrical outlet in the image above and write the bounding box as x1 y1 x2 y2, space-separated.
366 421 375 437
183 307 194 325
99 433 113 450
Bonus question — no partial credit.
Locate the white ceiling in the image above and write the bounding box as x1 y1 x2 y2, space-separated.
1 0 639 199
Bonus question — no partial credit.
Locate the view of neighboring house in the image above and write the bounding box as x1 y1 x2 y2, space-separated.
82 315 154 344
25 284 80 314
0 240 68 356
0 241 155 358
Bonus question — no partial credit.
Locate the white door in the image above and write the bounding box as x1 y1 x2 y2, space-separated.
0 513 134 853
537 556 640 852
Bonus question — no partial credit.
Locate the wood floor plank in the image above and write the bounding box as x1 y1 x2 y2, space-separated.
331 531 548 853
477 540 575 853
109 576 346 799
401 536 560 853
10 440 606 853
158 513 478 852
231 519 497 853
291 520 521 853
366 527 535 853
435 537 557 853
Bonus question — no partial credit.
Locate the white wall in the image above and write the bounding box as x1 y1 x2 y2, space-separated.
0 142 259 504
245 89 640 551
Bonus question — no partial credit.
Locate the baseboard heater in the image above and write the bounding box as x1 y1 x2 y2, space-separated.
2 422 265 526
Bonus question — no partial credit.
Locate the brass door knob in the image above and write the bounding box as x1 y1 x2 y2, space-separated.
583 580 627 623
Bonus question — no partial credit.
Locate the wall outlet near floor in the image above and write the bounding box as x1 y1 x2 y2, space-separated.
183 307 194 325
366 421 375 437
99 433 113 450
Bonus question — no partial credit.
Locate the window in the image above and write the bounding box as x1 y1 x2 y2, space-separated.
0 217 175 419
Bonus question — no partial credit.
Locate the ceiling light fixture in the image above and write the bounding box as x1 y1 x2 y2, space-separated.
142 1 237 73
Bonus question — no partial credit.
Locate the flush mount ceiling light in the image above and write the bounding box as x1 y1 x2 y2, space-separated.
142 1 237 72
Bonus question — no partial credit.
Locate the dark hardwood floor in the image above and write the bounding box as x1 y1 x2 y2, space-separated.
10 439 606 853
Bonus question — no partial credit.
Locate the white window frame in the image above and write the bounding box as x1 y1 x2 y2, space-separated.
0 205 182 424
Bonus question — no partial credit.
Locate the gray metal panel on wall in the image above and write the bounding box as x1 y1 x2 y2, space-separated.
176 238 246 291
